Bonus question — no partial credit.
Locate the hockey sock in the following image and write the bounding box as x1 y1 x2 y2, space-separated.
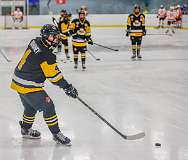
81 53 86 65
137 45 141 55
22 114 35 129
132 44 137 55
58 44 62 52
74 54 78 64
44 114 60 134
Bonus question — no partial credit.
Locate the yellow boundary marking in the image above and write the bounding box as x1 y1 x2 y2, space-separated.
1 25 188 30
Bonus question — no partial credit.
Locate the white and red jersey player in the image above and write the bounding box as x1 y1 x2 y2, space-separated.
165 6 176 34
166 7 176 23
157 5 166 28
157 5 166 19
175 5 183 28
11 8 23 22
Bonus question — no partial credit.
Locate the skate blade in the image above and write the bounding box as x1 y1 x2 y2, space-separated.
22 135 41 139
55 141 72 146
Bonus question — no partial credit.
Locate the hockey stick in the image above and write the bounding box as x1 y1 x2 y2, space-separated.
147 33 173 37
52 17 59 27
93 42 119 52
0 49 11 62
77 96 145 140
87 50 101 61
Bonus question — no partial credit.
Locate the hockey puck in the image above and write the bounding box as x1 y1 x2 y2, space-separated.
155 143 161 147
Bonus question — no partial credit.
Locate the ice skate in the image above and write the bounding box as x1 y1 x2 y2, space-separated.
53 131 71 146
137 54 142 60
19 121 41 139
131 54 136 61
82 64 86 71
74 63 78 70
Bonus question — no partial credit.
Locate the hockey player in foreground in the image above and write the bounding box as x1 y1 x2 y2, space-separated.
10 24 78 146
126 4 146 60
69 10 93 70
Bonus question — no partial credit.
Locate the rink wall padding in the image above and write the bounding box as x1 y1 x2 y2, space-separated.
0 14 188 30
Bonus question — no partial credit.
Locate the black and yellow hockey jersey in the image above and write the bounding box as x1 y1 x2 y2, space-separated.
127 13 145 37
10 37 69 94
58 16 70 40
69 18 91 47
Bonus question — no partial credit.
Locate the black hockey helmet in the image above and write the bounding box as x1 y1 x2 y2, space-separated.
78 10 86 16
40 24 60 40
61 9 67 13
134 4 141 9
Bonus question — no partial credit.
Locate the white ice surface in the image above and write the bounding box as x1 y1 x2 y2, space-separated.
0 28 188 160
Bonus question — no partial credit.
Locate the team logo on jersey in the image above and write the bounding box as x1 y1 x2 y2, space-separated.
30 40 40 54
133 20 141 26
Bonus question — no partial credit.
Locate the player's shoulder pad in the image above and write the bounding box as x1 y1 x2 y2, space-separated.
29 38 41 55
140 13 145 18
72 18 79 23
128 13 134 17
85 19 90 25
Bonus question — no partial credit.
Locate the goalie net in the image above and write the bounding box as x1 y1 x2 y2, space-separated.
4 15 28 29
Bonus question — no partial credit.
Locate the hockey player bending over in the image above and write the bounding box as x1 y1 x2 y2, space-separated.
157 5 166 28
57 9 71 61
69 10 93 70
10 24 78 146
126 4 146 60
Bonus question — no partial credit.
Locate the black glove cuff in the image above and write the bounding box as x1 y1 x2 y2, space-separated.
59 79 70 90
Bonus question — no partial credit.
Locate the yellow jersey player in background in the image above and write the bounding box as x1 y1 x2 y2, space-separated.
126 4 146 60
69 10 93 70
57 9 71 61
10 24 78 146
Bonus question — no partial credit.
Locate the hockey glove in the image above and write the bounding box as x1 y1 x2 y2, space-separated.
87 37 93 45
143 30 146 36
64 84 78 98
126 30 130 37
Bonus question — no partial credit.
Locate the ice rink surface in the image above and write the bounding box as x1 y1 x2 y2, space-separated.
0 27 188 160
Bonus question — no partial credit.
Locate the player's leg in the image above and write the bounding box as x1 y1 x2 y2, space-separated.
161 19 165 28
57 43 62 53
171 21 175 34
62 39 70 60
20 90 71 145
80 46 87 70
137 36 142 59
19 94 41 139
73 46 79 69
130 36 137 60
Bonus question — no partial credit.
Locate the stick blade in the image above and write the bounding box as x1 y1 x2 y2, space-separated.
125 132 145 140
96 58 101 61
